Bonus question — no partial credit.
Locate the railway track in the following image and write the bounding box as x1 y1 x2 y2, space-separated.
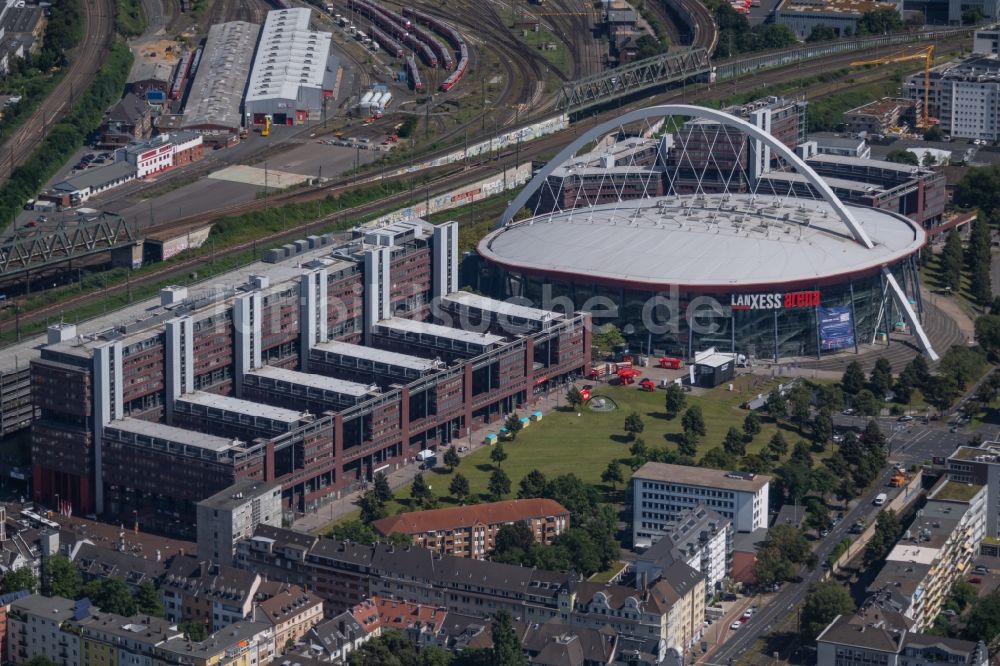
0 0 116 183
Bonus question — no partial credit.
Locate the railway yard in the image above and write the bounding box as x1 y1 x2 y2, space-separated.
0 0 977 334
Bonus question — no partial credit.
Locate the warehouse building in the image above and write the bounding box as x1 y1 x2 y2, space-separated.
244 8 336 125
182 21 261 132
776 0 903 38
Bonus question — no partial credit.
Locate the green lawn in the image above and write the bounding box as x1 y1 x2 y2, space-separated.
345 375 809 525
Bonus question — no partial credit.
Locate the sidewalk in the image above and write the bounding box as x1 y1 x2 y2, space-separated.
290 382 574 534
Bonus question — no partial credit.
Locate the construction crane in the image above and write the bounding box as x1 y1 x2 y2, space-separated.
850 45 934 128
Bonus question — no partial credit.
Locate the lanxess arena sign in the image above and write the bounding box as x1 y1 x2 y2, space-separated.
731 290 821 311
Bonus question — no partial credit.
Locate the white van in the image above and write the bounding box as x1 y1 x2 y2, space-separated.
874 493 888 506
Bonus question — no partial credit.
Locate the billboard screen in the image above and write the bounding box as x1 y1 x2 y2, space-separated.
819 306 854 350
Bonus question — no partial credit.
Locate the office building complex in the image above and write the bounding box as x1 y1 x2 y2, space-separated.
25 218 588 528
905 53 1000 141
631 463 770 538
634 504 731 593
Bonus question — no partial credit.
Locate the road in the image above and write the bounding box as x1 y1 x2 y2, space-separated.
708 410 982 664
0 0 115 182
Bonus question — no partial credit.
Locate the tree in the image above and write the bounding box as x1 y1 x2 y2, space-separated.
865 509 903 566
811 466 839 498
743 411 762 441
805 499 832 533
634 33 667 59
941 231 964 292
450 473 471 503
767 431 789 460
976 314 1000 362
806 24 837 41
488 468 511 500
83 577 137 616
885 148 919 165
136 580 165 618
740 453 772 474
517 469 548 499
591 324 625 355
681 406 707 439
812 410 833 447
494 521 535 555
373 472 393 504
44 555 81 599
780 462 813 505
677 432 699 458
359 490 388 524
490 443 508 468
963 592 1000 642
923 125 945 141
788 384 813 431
565 385 583 411
664 383 686 418
601 460 624 490
624 412 645 440
791 440 814 467
869 357 893 397
700 446 734 470
801 582 856 640
491 609 528 666
444 445 460 471
753 546 796 587
955 163 1000 214
842 361 866 395
856 7 902 34
1 566 36 594
331 519 378 543
853 389 882 417
765 387 787 420
629 437 648 460
411 473 432 505
723 426 747 457
503 414 524 441
815 384 845 413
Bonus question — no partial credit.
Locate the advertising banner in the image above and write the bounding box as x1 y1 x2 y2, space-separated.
819 306 854 350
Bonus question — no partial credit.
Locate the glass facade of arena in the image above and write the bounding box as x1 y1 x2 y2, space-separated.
478 256 923 361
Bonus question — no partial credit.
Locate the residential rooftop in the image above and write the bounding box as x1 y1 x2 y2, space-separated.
929 480 983 502
372 499 570 536
197 480 281 511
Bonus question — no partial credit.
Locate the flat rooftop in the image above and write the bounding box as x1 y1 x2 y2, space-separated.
933 54 1000 81
249 365 376 397
376 317 506 347
846 97 914 116
312 340 442 371
198 479 281 510
930 480 983 502
176 391 306 423
441 292 563 324
633 462 771 492
107 417 240 452
183 21 260 130
761 171 883 195
950 445 1000 462
479 195 924 289
778 0 895 14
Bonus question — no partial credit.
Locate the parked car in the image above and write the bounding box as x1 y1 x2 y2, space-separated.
974 566 990 574
730 621 742 631
842 408 855 415
897 415 914 422
458 446 469 453
970 577 983 584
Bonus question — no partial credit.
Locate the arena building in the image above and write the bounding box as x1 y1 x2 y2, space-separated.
478 105 936 363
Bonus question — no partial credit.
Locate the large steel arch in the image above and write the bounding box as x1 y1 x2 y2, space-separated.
498 104 875 250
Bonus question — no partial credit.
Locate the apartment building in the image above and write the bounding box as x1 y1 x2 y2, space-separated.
567 560 705 662
160 556 261 632
817 607 989 666
371 498 570 559
152 620 275 666
867 480 986 631
72 609 182 665
7 595 80 666
197 480 283 566
843 98 917 136
253 585 324 652
632 464 769 540
634 504 731 593
948 443 1000 537
905 54 1000 141
24 218 589 526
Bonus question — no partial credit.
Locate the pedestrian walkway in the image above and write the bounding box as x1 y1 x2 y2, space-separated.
291 383 574 534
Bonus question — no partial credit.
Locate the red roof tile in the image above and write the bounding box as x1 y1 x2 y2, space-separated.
371 499 569 536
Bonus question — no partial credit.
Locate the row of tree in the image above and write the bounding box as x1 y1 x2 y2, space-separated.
0 41 133 226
